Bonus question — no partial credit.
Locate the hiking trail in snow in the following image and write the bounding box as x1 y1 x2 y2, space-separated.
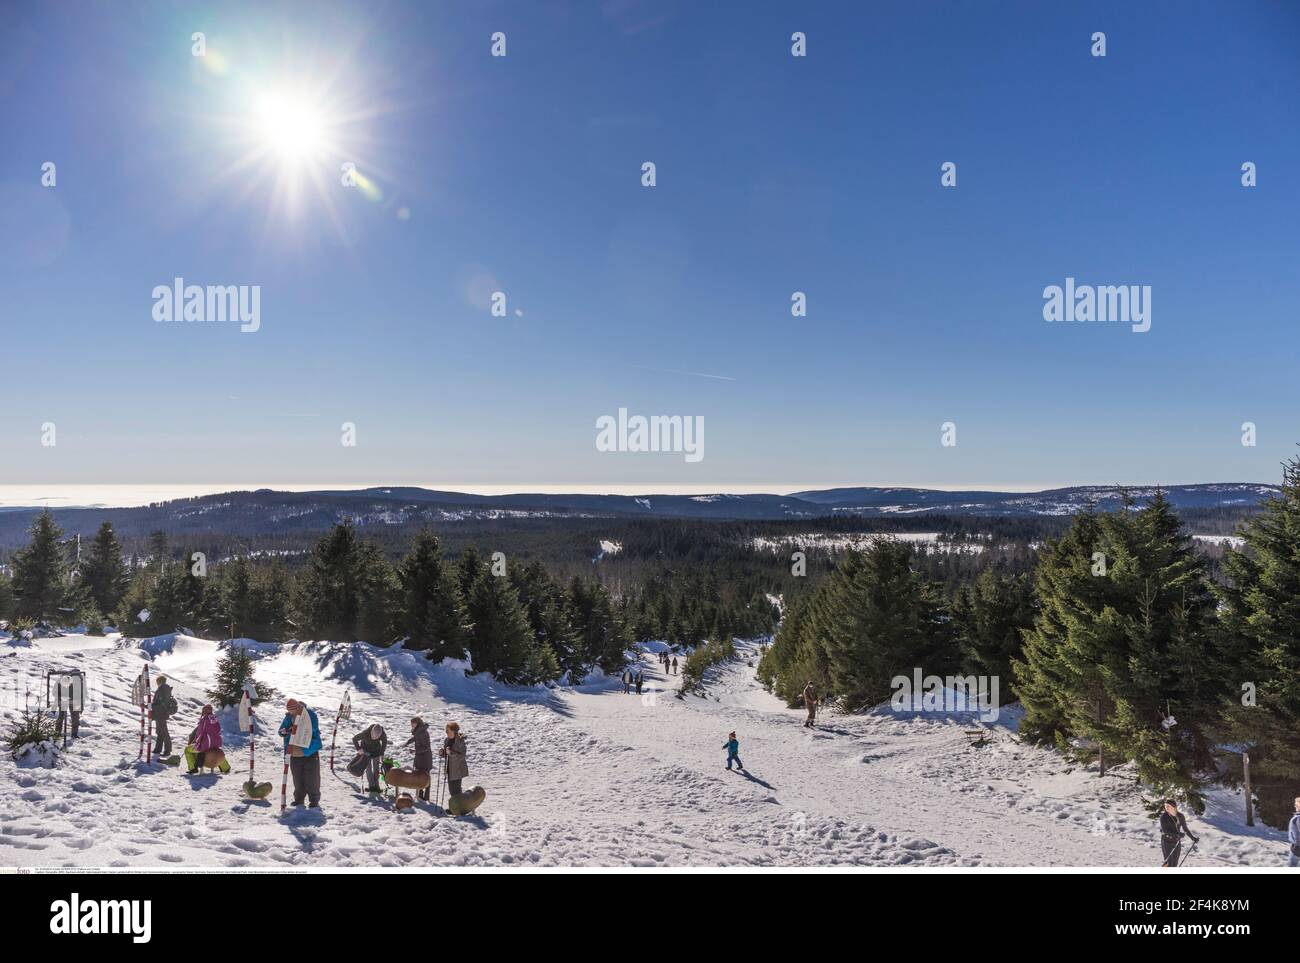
0 633 1285 867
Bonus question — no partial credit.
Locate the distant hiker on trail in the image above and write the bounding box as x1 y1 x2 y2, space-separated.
440 722 469 796
622 669 632 694
802 682 818 728
635 672 644 695
723 731 744 771
1158 799 1198 867
1288 797 1300 867
151 674 177 758
404 717 433 801
186 704 223 774
671 656 678 675
279 699 323 808
352 723 388 794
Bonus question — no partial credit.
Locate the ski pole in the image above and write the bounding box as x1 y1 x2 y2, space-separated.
144 666 153 765
1178 839 1198 867
280 718 293 813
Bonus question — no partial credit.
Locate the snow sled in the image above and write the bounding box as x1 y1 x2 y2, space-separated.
394 792 415 811
383 767 430 791
345 751 370 778
159 755 181 767
184 746 231 774
447 785 486 817
242 780 274 799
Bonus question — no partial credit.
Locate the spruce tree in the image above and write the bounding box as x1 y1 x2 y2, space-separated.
1217 454 1300 827
11 511 69 623
464 569 537 682
398 530 466 660
206 644 273 708
818 539 952 711
297 523 359 640
79 522 128 617
951 568 1035 701
567 576 628 675
0 570 14 622
512 561 578 675
1014 495 1220 808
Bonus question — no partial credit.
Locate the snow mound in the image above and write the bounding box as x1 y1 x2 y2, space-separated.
13 740 60 769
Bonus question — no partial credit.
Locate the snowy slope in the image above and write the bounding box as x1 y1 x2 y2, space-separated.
0 634 1287 868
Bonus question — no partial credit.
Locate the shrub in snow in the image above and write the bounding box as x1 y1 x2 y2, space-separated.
6 706 60 762
14 740 60 769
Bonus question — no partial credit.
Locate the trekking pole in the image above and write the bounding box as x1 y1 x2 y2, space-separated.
1177 839 1198 867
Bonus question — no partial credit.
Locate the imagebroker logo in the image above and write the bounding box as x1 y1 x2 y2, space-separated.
49 893 152 944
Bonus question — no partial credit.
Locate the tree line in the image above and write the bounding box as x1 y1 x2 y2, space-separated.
759 457 1300 829
0 515 777 688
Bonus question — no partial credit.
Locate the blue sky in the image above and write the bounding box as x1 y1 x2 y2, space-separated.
1 0 1297 496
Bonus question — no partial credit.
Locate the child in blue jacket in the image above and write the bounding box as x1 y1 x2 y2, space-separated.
723 731 743 771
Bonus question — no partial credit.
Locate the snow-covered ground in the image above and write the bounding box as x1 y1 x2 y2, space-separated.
0 633 1287 868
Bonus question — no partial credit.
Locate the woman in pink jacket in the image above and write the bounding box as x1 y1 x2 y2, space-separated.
186 704 223 773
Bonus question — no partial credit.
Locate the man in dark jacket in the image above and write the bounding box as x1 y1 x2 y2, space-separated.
352 724 388 794
1159 799 1198 867
151 675 177 758
403 717 433 801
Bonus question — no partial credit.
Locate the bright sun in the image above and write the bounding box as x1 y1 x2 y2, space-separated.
253 90 328 163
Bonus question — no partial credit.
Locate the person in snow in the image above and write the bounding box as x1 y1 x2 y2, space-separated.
352 723 388 794
1158 799 1198 867
723 731 744 771
1288 797 1300 868
151 674 177 758
802 681 818 728
279 699 323 808
670 656 678 675
635 671 644 695
186 704 223 774
440 721 469 796
622 669 632 694
403 717 433 801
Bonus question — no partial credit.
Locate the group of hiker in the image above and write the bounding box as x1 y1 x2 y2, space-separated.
656 650 678 675
621 668 645 694
350 717 468 802
146 684 469 808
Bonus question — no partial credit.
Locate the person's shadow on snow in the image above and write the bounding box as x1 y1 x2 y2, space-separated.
182 773 222 791
732 769 775 790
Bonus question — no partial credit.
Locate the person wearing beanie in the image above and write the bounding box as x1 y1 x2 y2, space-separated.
439 721 469 796
403 717 433 801
278 699 323 807
351 722 389 794
186 704 223 774
151 674 177 758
